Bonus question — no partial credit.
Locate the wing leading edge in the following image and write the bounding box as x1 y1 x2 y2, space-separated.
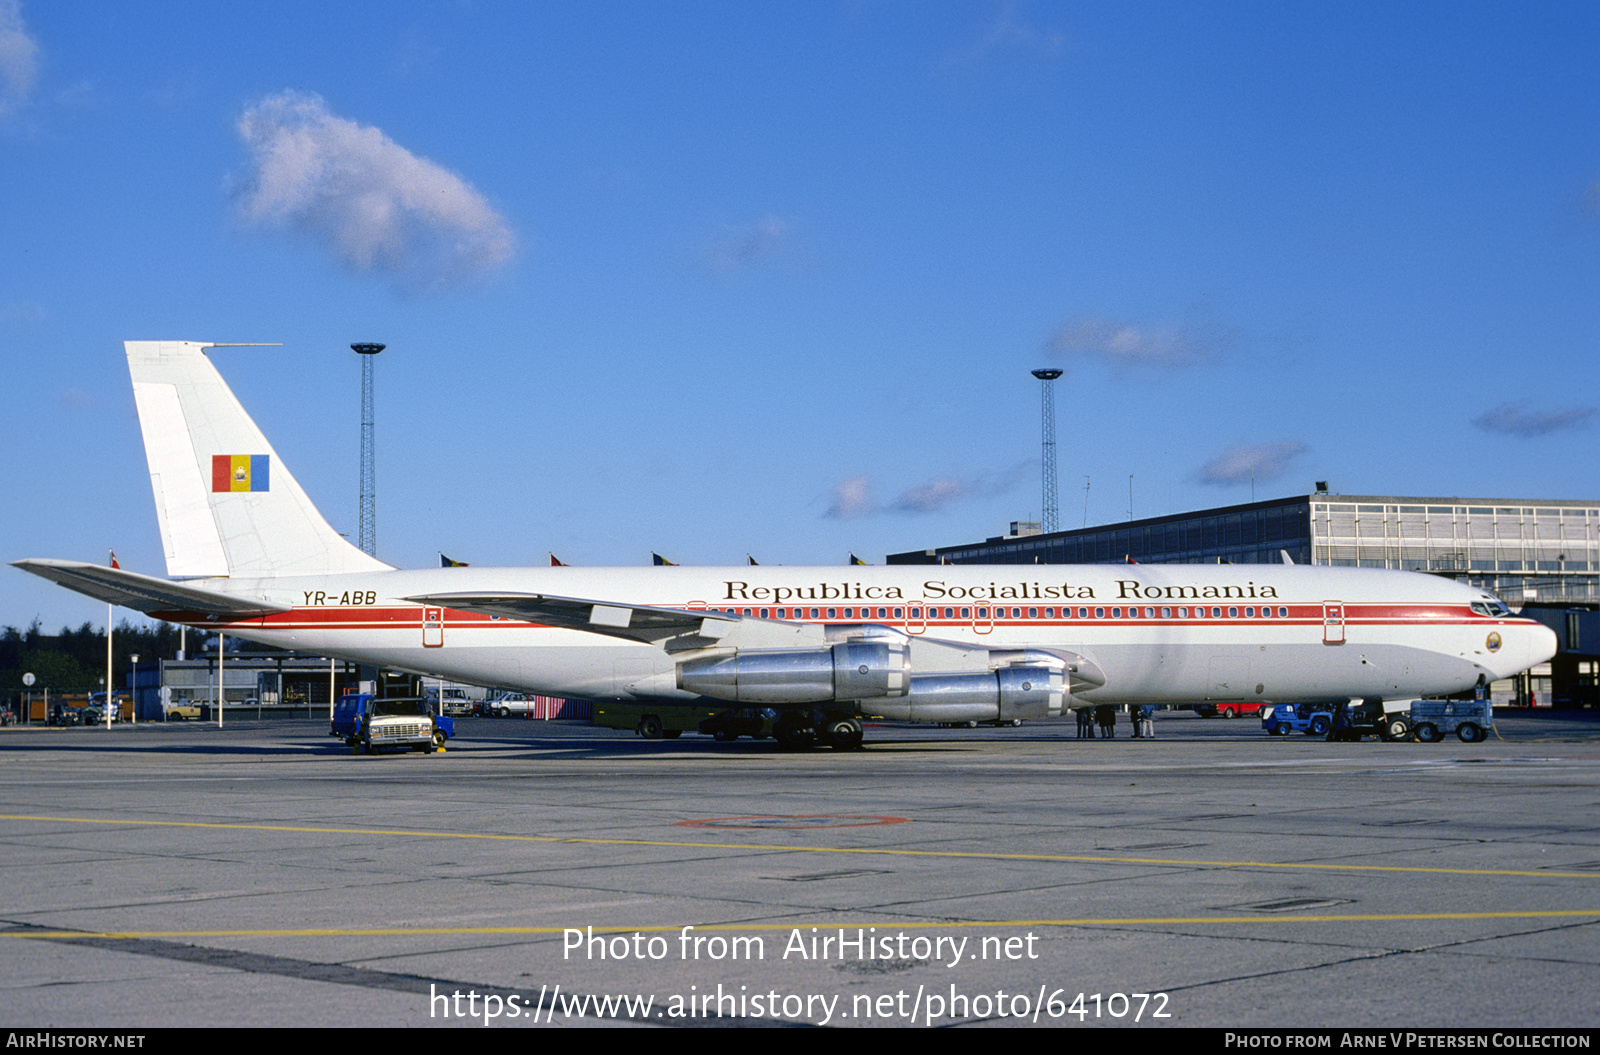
11 559 292 618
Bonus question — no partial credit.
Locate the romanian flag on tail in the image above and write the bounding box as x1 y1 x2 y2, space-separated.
652 553 677 566
440 554 469 567
211 454 270 492
550 554 568 567
849 554 868 565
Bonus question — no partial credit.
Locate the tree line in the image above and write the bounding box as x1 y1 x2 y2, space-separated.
1 619 186 696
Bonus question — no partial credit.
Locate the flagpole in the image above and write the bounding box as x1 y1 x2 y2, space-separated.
106 603 114 731
217 632 224 729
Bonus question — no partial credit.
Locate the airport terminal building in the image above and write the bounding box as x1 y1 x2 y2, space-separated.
887 493 1600 708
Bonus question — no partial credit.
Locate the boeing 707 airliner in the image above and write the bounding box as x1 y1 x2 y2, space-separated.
14 341 1558 749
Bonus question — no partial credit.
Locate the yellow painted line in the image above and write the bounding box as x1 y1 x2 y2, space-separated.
6 911 1600 941
3 812 1597 880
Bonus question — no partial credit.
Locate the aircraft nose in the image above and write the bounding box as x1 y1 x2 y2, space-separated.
1490 621 1557 680
1529 622 1558 667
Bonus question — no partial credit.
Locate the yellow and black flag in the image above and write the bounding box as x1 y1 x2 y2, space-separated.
440 553 469 567
652 553 677 566
849 554 869 566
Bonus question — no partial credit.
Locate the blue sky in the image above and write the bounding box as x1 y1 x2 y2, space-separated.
3 1 1598 630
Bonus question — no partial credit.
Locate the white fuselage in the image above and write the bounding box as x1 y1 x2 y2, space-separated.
161 563 1556 708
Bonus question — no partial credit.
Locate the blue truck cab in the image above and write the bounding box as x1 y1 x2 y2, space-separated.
1261 703 1334 736
332 693 452 754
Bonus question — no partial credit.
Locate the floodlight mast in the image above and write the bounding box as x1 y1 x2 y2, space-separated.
1031 368 1063 534
352 343 385 557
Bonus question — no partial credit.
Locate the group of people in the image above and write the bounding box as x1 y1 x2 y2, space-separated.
1074 704 1156 739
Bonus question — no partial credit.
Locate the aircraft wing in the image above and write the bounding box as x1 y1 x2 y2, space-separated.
11 559 292 618
405 591 828 651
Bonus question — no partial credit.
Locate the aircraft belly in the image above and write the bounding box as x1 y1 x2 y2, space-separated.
1072 625 1482 705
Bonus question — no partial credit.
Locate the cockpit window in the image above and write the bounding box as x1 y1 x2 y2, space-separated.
1471 599 1512 618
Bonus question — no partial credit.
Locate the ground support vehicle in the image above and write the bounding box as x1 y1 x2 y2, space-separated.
1326 699 1414 742
1407 698 1492 743
1261 703 1334 736
330 693 439 755
697 707 776 742
592 702 720 740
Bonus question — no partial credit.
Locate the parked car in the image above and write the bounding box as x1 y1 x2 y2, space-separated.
165 700 202 721
426 687 474 717
1194 702 1270 719
485 693 540 717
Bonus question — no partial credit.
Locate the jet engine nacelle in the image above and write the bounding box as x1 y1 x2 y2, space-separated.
866 665 1064 723
677 641 910 704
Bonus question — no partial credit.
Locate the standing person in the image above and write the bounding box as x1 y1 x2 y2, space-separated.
1096 703 1115 739
1130 704 1143 738
1139 705 1155 739
1076 707 1094 738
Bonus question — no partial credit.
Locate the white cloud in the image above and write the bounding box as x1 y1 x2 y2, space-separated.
825 464 1028 519
1473 402 1595 438
703 215 793 275
0 0 40 117
1048 315 1234 370
825 476 876 519
234 91 515 292
1196 442 1308 486
970 1 1067 59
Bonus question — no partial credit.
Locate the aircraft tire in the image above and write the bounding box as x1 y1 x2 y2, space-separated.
1415 723 1441 743
822 718 863 751
773 715 815 751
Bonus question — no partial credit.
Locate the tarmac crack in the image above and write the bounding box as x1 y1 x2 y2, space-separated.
0 920 803 1027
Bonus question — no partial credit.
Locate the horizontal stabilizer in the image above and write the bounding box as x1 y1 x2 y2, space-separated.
11 559 291 617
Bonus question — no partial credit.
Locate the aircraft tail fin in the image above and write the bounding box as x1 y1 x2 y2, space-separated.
126 341 392 578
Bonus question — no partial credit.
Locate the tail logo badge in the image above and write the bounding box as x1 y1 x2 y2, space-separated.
212 454 271 493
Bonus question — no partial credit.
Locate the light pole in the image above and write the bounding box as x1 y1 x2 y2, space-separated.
1031 369 1063 534
352 343 386 557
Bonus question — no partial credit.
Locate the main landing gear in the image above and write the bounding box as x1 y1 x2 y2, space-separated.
773 712 863 751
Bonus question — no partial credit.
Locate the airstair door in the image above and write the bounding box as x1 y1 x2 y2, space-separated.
1322 601 1345 645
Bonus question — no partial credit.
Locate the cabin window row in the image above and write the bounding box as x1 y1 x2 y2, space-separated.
715 606 1294 621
